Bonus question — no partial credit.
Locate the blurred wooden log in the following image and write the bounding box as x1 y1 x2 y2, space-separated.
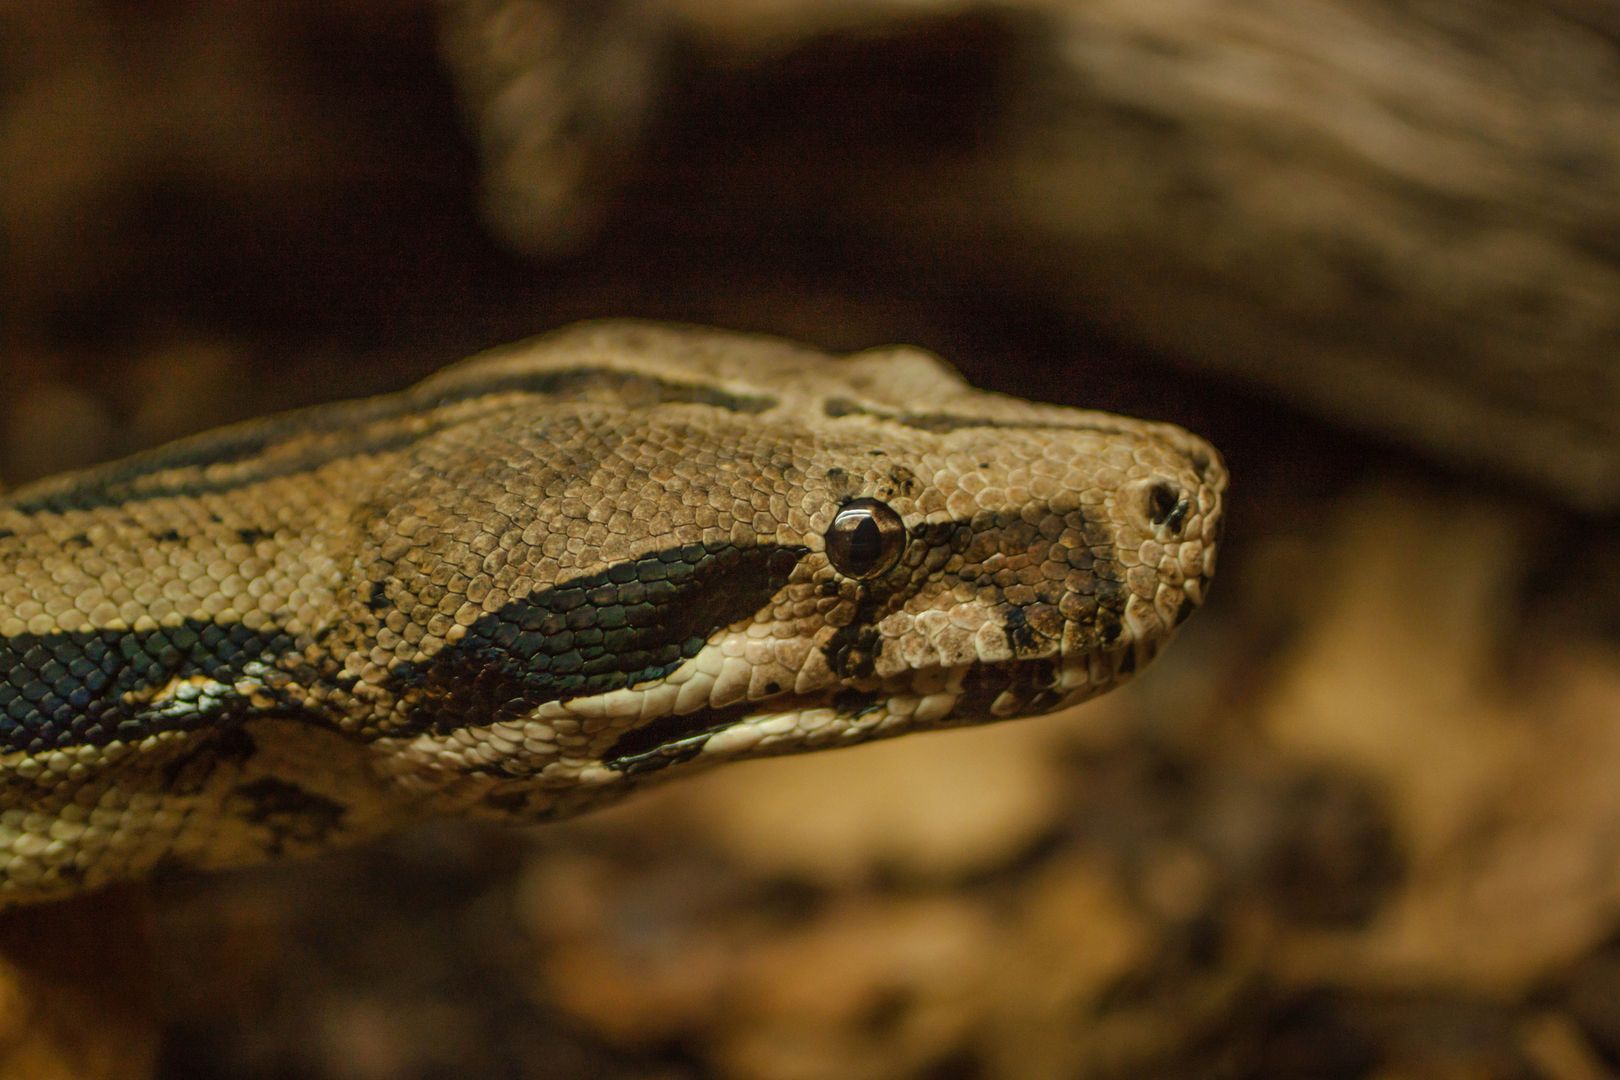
446 0 1620 509
880 0 1620 511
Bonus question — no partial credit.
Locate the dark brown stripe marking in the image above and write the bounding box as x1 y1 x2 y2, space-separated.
0 620 310 754
383 541 809 740
822 397 1127 436
602 701 761 776
5 368 777 515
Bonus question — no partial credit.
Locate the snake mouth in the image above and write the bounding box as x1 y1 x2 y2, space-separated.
602 700 766 775
599 664 968 776
600 644 1148 776
600 685 902 776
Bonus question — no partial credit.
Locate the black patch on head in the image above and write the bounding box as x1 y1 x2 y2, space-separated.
385 542 808 736
603 701 761 775
366 580 392 613
0 619 306 754
230 777 346 854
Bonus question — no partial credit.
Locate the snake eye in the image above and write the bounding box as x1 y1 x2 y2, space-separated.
825 498 906 580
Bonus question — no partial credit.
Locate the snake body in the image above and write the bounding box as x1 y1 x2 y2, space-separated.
0 322 1226 907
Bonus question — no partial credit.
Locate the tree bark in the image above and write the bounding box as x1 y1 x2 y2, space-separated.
449 0 1620 508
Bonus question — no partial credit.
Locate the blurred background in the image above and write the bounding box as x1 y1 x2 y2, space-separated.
4 2 1620 1077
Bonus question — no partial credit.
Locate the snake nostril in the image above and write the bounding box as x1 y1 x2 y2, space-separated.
1146 481 1188 533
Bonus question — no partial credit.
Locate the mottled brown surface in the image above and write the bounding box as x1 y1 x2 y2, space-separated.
2 3 1619 1079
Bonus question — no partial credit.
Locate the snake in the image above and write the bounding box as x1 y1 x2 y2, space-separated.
0 321 1226 908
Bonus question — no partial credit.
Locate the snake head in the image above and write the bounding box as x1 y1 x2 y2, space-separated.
0 322 1222 906
368 323 1226 819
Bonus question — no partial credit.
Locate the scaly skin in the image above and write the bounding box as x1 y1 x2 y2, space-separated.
0 321 1226 906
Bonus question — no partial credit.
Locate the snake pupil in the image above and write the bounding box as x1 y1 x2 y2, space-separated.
848 516 881 564
826 498 905 579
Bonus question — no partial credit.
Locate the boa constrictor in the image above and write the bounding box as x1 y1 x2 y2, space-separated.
0 322 1226 907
